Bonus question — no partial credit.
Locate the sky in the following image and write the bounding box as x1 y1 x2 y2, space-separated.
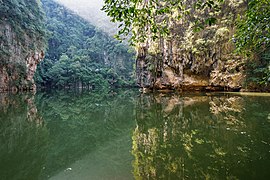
55 0 117 35
55 0 104 13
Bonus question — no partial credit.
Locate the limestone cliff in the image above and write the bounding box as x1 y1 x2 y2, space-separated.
136 0 247 91
0 0 46 92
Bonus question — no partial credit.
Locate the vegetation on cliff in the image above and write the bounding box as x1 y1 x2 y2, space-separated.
1 0 269 91
0 0 47 91
103 0 270 91
0 0 46 58
235 0 270 88
35 0 135 89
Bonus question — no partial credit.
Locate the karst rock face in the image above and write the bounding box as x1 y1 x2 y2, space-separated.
0 0 46 92
136 1 246 91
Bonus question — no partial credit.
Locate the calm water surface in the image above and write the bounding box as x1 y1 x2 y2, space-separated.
0 90 270 180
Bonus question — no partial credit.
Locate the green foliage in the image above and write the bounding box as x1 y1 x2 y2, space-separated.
0 0 47 86
245 50 270 88
102 0 224 44
103 0 270 90
235 0 270 53
235 0 270 87
0 0 47 50
35 0 136 89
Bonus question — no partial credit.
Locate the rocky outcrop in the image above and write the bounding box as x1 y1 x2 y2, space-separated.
0 0 46 92
136 1 246 91
0 25 44 92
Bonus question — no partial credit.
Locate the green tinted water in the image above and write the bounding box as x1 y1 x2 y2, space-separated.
0 90 270 180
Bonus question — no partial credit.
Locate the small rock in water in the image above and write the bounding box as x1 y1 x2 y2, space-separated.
65 168 72 171
226 127 230 130
240 131 246 135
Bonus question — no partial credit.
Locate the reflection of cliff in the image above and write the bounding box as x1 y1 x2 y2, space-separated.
0 93 48 180
210 96 245 128
133 94 270 179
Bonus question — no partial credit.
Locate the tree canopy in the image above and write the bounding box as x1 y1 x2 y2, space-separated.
102 0 224 44
35 0 136 89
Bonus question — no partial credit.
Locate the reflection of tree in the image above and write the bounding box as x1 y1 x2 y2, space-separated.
0 93 48 180
133 93 270 179
35 90 137 178
210 96 245 127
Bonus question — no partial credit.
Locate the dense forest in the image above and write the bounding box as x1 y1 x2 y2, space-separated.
35 0 135 89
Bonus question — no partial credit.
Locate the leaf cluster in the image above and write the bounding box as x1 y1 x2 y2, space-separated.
235 0 270 54
102 0 224 44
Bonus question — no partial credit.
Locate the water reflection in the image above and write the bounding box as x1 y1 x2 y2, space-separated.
133 93 270 179
0 93 48 180
0 90 137 180
1 91 270 179
35 90 137 179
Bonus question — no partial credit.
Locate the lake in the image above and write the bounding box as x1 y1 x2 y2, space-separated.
1 90 270 180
